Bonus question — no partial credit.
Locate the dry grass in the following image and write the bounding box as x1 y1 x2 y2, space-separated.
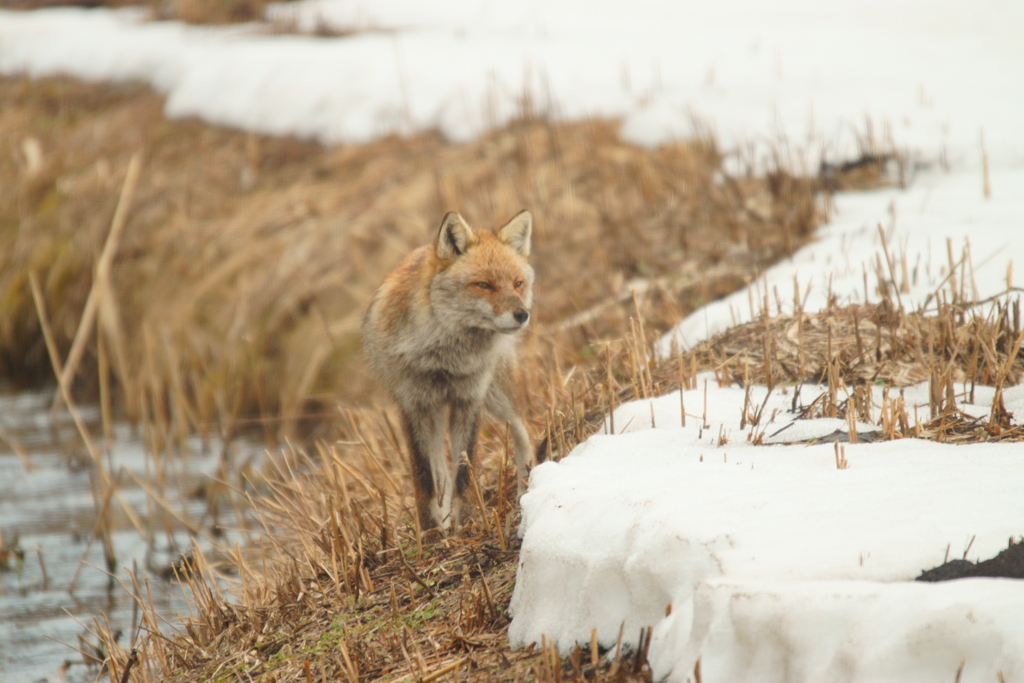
541 254 1024 456
1 75 836 453
1 75 931 683
681 297 1023 443
529 216 1024 469
2 0 282 24
4 0 353 38
89 415 656 683
87 281 1023 683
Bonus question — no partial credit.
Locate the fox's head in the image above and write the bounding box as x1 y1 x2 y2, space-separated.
431 210 534 334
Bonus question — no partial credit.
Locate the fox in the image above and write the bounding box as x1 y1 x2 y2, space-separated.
362 210 536 531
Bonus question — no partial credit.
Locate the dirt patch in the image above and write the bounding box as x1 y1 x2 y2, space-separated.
918 540 1024 581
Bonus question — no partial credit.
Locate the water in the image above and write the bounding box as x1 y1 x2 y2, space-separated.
0 386 262 682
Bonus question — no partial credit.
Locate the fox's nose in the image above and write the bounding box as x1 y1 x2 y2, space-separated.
513 309 530 325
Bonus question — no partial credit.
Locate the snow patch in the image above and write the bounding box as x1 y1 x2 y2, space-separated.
510 380 1024 681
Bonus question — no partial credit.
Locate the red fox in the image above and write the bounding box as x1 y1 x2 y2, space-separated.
363 211 536 531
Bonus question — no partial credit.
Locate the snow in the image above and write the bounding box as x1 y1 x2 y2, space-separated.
2 1 1023 681
642 2 1023 356
658 165 1024 355
510 377 1024 680
672 578 1024 683
1 1 1022 167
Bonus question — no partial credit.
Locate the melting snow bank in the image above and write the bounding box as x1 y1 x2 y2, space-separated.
658 164 1024 355
664 579 1024 682
508 378 1024 682
2 2 1023 163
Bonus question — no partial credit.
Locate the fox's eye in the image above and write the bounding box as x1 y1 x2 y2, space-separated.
514 280 524 288
474 281 494 290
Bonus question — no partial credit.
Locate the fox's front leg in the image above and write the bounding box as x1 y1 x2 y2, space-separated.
506 416 533 498
401 404 453 530
449 399 482 524
484 379 534 497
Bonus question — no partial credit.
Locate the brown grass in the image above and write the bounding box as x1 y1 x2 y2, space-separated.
3 0 354 38
0 75 834 453
87 282 1022 683
2 0 281 24
686 298 1023 443
88 413 657 683
1 75 924 683
541 260 1024 456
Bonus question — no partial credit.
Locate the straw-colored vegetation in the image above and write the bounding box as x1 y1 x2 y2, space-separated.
91 261 1022 683
103 434 661 683
0 74 832 452
680 287 1024 445
14 72 1020 683
3 0 278 24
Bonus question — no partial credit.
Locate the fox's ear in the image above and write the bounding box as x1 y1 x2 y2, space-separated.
436 212 474 259
498 210 532 257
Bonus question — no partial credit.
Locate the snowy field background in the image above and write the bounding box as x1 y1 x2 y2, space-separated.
1 1 1022 681
1 0 1022 168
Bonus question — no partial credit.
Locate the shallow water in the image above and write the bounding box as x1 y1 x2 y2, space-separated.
0 385 261 683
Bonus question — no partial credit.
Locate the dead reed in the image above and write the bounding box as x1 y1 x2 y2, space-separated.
1 75 921 682
71 253 1021 681
1 75 834 451
92 279 1024 682
86 410 654 683
3 0 276 24
541 248 1024 454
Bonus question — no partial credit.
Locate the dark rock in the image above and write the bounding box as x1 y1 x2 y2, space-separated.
916 540 1024 582
916 559 976 582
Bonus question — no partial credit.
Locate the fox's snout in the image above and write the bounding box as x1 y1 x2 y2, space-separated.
488 299 530 333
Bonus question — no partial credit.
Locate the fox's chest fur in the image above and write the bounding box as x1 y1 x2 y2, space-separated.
368 276 517 406
400 317 508 376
